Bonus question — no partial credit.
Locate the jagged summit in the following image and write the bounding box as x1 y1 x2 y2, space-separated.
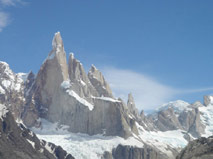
69 52 74 59
90 64 98 71
88 64 113 98
127 93 139 117
52 31 63 50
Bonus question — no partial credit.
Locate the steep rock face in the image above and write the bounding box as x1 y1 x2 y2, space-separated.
48 85 137 137
179 108 205 137
68 53 99 98
103 144 169 159
0 62 25 119
31 32 69 123
24 33 138 138
156 108 182 131
151 101 206 137
176 136 213 159
0 104 74 159
88 65 113 98
127 93 139 118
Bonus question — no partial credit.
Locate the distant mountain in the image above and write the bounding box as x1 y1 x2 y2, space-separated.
0 32 213 159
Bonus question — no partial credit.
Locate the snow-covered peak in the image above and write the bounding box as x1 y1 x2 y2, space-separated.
0 61 9 67
0 61 25 92
0 61 14 79
17 72 28 83
204 95 213 106
157 100 191 113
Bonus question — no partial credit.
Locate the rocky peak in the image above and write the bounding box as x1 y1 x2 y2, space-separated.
88 64 113 97
52 32 64 51
204 95 213 106
67 53 99 98
45 32 69 81
31 32 70 121
127 93 139 117
68 53 88 83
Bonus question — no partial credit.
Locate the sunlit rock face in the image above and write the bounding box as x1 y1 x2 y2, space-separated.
88 64 113 98
21 32 138 139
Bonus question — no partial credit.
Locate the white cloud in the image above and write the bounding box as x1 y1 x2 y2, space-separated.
102 67 213 111
178 87 213 94
102 67 177 111
0 12 9 32
0 0 25 32
0 0 23 6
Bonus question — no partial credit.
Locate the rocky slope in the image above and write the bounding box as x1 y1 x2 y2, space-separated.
0 104 74 159
176 136 213 159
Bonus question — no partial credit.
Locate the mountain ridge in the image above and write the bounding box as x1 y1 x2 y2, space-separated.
0 32 213 159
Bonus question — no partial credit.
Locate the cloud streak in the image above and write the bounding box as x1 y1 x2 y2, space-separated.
0 12 9 32
0 0 25 32
0 0 23 6
102 67 213 111
102 68 176 110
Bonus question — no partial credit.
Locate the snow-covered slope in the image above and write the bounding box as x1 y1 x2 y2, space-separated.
0 61 25 93
157 100 191 114
31 119 144 159
199 104 213 137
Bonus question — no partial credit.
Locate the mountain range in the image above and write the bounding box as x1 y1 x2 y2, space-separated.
0 32 213 159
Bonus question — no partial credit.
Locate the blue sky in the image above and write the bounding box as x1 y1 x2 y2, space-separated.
0 0 213 111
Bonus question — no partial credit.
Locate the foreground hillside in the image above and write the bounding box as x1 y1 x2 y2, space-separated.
0 104 74 159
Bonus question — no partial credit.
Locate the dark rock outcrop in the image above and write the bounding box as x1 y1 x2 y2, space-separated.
0 104 74 159
103 144 169 159
176 136 213 159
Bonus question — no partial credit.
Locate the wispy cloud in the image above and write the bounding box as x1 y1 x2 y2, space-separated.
0 12 9 32
0 0 23 6
102 67 213 111
0 0 25 32
178 87 213 94
102 68 176 110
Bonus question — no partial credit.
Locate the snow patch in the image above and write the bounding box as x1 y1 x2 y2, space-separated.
157 100 191 114
0 104 8 120
17 72 28 83
136 122 188 157
27 139 35 149
67 90 94 111
61 81 94 111
32 119 144 159
2 80 11 89
80 80 86 86
93 96 121 103
61 80 71 89
199 105 213 137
